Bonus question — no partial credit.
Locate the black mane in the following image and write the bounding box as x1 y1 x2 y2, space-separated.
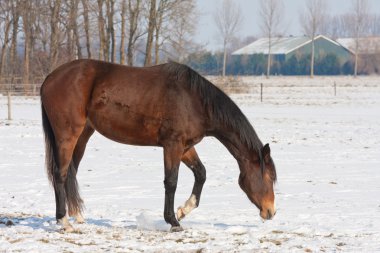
164 62 263 154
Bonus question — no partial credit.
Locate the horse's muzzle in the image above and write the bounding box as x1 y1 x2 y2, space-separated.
260 207 276 220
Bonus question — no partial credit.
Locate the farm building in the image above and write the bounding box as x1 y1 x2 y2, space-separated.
336 37 380 74
336 37 380 55
232 35 354 64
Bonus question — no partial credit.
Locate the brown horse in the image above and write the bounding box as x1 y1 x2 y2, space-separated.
40 59 277 232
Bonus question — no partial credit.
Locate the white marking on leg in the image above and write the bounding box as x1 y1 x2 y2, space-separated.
177 194 197 221
74 213 85 224
57 216 74 232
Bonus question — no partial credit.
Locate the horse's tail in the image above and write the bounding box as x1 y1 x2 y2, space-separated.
41 92 83 216
41 97 57 187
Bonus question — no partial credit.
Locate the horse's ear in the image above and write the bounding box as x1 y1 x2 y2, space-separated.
262 143 271 163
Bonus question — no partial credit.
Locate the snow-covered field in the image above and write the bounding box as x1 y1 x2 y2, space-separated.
1 76 380 252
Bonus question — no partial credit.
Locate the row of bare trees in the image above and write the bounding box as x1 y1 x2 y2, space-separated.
215 0 379 78
0 0 198 86
258 0 379 78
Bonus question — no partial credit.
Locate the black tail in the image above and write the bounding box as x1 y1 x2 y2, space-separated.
41 97 83 216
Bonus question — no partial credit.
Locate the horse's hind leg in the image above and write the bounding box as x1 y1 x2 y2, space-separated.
177 147 206 221
73 122 95 169
70 122 95 223
55 134 83 232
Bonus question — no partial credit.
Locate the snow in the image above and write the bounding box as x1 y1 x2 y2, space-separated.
1 76 380 252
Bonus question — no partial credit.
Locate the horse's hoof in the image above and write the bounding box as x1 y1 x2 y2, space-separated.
60 225 75 233
177 207 186 221
74 214 85 224
57 217 75 233
170 226 184 233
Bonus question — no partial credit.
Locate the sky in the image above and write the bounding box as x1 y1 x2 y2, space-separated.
195 0 380 51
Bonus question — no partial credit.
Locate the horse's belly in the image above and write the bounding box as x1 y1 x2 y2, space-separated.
87 105 162 146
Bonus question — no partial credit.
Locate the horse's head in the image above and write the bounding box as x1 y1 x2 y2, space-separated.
238 143 277 220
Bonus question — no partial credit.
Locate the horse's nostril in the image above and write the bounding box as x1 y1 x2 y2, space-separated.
267 209 272 220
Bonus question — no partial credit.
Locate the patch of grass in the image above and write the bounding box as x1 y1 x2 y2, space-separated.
259 238 282 246
9 238 23 244
64 238 97 246
39 238 50 244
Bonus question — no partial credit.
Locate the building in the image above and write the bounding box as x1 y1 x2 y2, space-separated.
232 35 354 64
336 37 380 55
337 37 380 74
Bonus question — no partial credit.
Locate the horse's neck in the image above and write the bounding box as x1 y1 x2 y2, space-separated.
211 127 251 165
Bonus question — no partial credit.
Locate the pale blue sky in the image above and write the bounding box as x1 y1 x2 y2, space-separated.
195 0 380 50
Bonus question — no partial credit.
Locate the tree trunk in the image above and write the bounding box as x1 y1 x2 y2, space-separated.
0 17 11 79
97 0 106 60
127 0 142 66
266 36 272 78
310 37 315 78
144 0 156 66
120 0 127 64
106 0 116 62
10 1 20 82
82 0 91 58
50 0 62 71
154 23 161 65
354 38 359 77
154 0 165 65
68 0 81 59
222 40 227 77
21 1 33 86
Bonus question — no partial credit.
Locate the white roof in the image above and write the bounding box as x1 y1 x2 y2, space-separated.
336 37 380 54
232 35 340 55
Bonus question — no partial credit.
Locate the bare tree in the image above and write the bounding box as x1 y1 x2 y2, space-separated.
259 0 284 78
106 0 116 62
0 1 12 80
167 0 197 63
49 0 62 71
144 0 156 66
20 1 35 85
351 0 369 77
97 0 107 60
127 0 145 66
153 0 183 64
9 0 20 82
214 0 242 77
65 0 81 60
300 0 327 78
81 0 92 58
119 0 127 64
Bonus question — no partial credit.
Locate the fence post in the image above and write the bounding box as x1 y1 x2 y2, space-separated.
260 83 263 102
334 82 337 96
7 91 12 120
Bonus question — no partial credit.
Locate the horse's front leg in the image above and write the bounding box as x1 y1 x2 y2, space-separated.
177 147 206 221
163 143 184 232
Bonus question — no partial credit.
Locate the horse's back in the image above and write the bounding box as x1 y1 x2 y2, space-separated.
41 60 206 148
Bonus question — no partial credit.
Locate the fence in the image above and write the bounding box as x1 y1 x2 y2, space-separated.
1 76 380 120
0 84 41 120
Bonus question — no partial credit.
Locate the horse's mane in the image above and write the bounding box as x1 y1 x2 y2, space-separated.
164 62 277 182
163 62 263 154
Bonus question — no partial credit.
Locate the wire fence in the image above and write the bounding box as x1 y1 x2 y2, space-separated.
0 84 41 97
1 76 380 120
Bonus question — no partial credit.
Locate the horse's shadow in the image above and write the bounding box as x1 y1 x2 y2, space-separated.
0 214 113 232
1 214 256 233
